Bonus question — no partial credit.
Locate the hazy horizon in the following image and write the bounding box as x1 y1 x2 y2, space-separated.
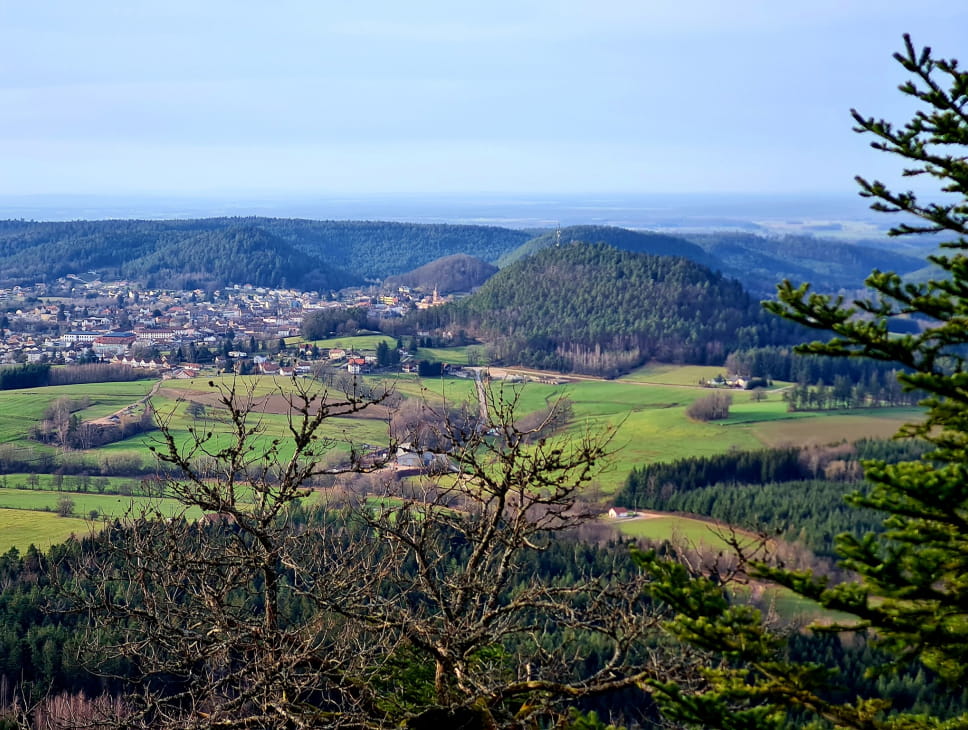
2 2 964 201
0 191 891 239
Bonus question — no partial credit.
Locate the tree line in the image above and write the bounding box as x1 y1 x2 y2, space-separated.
0 363 147 391
726 345 910 385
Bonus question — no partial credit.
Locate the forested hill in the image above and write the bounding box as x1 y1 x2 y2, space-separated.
255 219 530 280
413 242 802 376
683 231 925 296
497 225 717 269
0 218 531 288
383 254 498 294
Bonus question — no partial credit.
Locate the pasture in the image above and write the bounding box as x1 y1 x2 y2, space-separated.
0 381 155 445
0 509 88 552
621 363 730 386
615 513 755 551
0 371 924 485
415 345 476 365
0 488 201 521
305 334 397 351
0 364 926 550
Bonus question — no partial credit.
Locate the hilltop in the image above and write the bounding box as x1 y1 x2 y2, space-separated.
412 242 801 376
383 254 498 294
498 225 717 269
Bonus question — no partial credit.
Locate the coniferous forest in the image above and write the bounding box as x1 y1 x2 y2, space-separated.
412 243 803 374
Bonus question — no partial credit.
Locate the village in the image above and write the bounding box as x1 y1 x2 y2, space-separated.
0 273 456 376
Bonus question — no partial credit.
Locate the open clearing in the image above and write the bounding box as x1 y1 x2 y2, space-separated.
620 363 729 386
0 488 201 521
750 407 921 446
615 513 757 551
0 380 156 445
0 508 88 552
615 512 844 622
306 334 397 351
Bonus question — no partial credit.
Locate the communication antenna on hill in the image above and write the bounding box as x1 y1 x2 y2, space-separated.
555 223 561 247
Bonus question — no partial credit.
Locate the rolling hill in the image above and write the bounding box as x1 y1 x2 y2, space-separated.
383 254 498 294
413 242 802 375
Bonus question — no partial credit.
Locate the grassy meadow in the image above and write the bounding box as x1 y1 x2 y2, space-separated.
0 509 89 552
615 513 750 550
0 380 155 446
0 362 923 551
0 488 198 521
305 334 397 351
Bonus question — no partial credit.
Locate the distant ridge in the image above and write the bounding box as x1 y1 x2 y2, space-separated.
497 225 720 270
0 218 531 289
683 231 925 296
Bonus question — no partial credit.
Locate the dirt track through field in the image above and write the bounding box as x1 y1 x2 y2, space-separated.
87 379 163 426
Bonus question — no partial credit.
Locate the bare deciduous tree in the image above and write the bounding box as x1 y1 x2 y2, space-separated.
64 379 690 729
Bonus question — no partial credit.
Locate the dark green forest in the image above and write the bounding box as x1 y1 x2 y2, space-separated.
0 218 922 297
725 345 913 384
0 218 531 289
383 253 498 294
683 231 925 296
412 242 803 374
620 440 932 557
0 503 964 728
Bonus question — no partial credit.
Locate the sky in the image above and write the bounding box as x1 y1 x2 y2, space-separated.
0 1 964 198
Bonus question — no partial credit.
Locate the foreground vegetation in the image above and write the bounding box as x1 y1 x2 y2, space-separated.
638 35 968 729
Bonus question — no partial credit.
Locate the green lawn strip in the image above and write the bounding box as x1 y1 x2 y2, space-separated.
566 380 706 415
0 509 89 552
720 398 816 424
413 346 473 365
0 473 146 494
0 488 199 520
305 334 397 351
616 514 752 550
621 363 729 386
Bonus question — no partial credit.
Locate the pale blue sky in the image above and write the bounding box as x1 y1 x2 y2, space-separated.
0 1 963 196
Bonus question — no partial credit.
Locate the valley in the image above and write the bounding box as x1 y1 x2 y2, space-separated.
0 210 950 728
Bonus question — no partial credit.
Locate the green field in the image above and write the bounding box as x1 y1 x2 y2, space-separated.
110 371 926 511
621 362 730 386
306 334 397 351
615 514 756 550
0 380 155 445
0 371 922 488
0 366 925 550
0 488 200 521
415 346 477 365
0 509 89 552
